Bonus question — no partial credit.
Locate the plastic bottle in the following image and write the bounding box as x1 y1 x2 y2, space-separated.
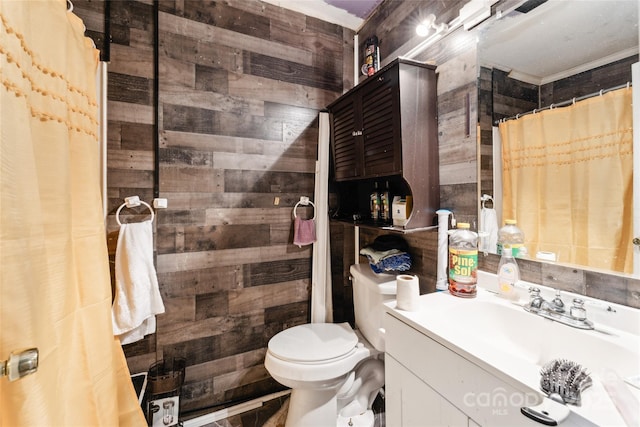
380 181 391 224
370 182 380 221
448 222 478 298
497 219 526 257
497 245 519 300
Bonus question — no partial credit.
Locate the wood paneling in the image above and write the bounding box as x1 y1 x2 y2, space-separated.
73 0 351 414
72 0 640 419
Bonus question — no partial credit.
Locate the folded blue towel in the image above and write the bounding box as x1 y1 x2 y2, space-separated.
365 251 412 274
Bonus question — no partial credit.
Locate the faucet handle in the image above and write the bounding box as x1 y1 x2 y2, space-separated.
526 287 543 311
551 289 565 312
570 298 587 321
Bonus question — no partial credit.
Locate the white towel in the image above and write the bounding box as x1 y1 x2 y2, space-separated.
112 220 165 345
480 207 499 253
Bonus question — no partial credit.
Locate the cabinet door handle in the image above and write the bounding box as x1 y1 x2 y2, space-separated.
520 407 558 426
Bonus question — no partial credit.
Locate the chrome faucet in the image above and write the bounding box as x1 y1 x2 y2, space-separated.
523 287 594 330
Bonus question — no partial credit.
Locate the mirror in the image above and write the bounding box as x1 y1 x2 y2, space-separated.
477 0 639 272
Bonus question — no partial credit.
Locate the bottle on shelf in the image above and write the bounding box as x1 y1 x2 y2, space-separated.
370 182 381 222
497 219 527 257
448 222 478 298
380 180 391 224
497 244 519 300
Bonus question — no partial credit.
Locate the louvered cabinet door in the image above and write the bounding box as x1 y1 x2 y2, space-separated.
361 68 402 177
330 95 362 181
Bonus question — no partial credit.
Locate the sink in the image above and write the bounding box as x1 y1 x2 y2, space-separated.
386 281 640 426
443 299 639 379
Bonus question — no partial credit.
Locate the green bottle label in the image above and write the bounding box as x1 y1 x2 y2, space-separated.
449 248 478 283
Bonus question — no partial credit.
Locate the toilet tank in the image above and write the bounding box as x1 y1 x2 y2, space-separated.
350 264 397 352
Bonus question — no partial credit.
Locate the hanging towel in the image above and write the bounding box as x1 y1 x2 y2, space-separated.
112 220 165 345
480 207 499 253
293 216 316 247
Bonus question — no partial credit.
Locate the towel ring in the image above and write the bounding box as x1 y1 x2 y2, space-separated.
480 194 494 209
116 200 155 225
293 198 316 220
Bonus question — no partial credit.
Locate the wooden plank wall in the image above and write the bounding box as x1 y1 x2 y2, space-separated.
72 0 640 416
73 0 354 413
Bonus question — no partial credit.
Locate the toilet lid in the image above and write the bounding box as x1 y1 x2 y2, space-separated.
268 323 358 363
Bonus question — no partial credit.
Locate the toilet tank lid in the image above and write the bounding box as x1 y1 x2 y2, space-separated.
350 264 397 295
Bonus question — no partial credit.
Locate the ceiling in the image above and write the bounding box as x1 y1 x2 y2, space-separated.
261 0 384 30
479 0 639 84
325 0 383 19
262 0 638 85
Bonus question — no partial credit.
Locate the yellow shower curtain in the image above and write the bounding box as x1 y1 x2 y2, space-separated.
0 1 145 425
500 87 633 273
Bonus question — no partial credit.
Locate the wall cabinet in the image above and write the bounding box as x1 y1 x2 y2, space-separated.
328 59 439 229
331 64 402 179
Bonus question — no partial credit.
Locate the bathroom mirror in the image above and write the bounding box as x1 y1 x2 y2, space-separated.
477 0 639 273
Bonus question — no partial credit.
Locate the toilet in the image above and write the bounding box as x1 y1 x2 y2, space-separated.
264 264 397 427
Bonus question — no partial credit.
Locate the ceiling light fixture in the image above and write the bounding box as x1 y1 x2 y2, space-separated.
415 14 436 37
406 0 499 60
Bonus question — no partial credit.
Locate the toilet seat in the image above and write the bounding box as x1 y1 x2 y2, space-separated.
268 323 358 363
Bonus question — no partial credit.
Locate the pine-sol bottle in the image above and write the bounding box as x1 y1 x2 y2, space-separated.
448 222 478 298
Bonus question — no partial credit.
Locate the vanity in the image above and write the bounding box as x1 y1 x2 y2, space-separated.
384 272 640 426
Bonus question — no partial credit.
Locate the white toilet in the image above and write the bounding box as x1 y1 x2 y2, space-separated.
264 264 397 427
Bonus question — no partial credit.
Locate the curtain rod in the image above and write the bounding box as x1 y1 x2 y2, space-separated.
496 82 632 125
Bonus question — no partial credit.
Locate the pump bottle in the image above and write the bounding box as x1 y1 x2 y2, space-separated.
497 245 520 300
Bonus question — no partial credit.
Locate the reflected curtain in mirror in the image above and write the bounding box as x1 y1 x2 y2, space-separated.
0 1 145 425
499 88 633 273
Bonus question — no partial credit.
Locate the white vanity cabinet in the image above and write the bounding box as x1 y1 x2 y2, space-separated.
384 313 541 427
386 355 470 426
384 283 639 427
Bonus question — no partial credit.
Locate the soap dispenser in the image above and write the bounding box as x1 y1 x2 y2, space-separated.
497 245 519 299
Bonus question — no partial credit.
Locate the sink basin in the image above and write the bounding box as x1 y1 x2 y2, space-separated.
443 299 639 379
386 284 640 426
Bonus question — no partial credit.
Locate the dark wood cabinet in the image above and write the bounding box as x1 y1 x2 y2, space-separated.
328 58 439 230
331 94 361 180
361 67 401 177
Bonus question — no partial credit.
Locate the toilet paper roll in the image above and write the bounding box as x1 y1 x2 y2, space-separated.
396 274 419 311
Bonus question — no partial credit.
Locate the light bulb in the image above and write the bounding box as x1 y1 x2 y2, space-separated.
416 23 430 37
416 14 436 37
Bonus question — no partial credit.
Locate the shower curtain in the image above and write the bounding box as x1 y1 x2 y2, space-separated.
0 1 145 425
499 87 633 273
